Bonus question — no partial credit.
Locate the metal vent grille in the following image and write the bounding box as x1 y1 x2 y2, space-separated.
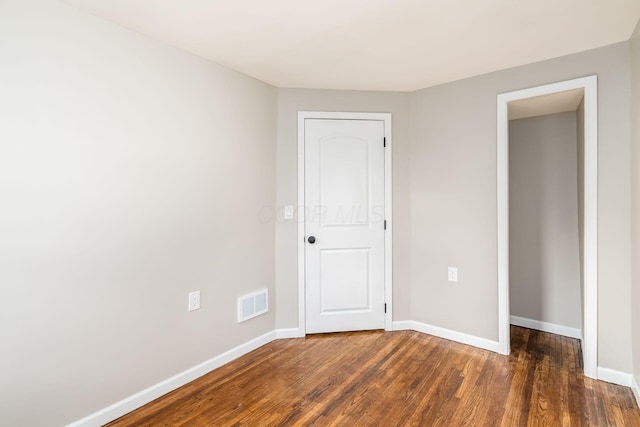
238 289 268 323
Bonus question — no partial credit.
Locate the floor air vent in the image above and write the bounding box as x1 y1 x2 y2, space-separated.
237 289 268 323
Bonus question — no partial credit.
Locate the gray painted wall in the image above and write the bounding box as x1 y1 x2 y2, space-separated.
509 112 582 329
1 2 638 425
630 19 640 388
0 1 277 426
275 89 411 328
409 42 632 372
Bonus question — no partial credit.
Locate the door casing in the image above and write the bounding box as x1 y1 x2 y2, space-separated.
297 111 393 336
497 75 598 378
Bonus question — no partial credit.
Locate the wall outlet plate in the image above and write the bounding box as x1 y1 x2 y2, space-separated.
448 267 458 282
188 291 201 311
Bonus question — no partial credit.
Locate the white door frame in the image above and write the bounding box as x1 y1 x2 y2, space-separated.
297 111 393 336
497 75 598 378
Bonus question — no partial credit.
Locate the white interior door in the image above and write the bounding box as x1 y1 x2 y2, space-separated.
304 118 385 333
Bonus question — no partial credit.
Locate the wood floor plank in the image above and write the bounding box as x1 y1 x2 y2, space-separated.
106 327 640 426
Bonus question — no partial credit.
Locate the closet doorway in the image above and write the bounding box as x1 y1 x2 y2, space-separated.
497 76 598 379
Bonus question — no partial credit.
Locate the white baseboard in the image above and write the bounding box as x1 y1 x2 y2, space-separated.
391 320 413 331
275 328 301 339
67 330 277 427
631 376 640 408
597 366 635 387
392 320 501 353
510 315 582 339
411 320 502 353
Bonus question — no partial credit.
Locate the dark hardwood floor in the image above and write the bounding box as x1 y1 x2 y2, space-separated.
107 326 640 426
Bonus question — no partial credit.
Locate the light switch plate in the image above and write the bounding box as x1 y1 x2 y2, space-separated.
284 205 294 220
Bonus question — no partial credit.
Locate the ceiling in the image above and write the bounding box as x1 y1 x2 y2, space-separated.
509 88 584 120
63 0 640 92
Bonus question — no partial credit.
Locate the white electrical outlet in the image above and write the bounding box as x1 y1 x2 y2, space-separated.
188 291 201 311
448 267 458 282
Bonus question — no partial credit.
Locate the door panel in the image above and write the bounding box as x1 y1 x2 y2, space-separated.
320 136 369 227
305 118 385 333
320 248 370 312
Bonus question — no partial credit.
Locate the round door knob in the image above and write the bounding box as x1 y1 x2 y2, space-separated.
307 236 316 244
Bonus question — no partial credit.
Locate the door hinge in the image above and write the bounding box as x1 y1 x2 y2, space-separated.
384 220 387 230
384 303 387 313
383 137 386 148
